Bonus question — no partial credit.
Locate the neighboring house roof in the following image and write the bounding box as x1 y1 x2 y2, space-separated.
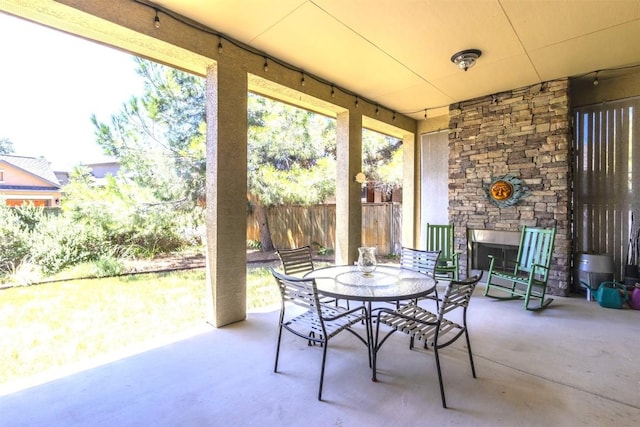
52 162 122 188
83 161 121 179
0 154 61 188
54 170 70 186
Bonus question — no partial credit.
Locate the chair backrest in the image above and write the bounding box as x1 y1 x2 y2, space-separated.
276 246 314 276
270 268 321 312
425 224 455 262
439 273 483 318
515 226 556 279
400 247 440 278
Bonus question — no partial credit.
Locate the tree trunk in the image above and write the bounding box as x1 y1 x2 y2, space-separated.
254 202 274 251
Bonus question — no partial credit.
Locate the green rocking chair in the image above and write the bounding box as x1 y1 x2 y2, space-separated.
425 223 460 281
484 226 556 311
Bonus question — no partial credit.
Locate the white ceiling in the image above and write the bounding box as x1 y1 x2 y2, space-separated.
149 0 640 120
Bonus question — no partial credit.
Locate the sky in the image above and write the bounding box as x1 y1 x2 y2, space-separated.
0 12 144 170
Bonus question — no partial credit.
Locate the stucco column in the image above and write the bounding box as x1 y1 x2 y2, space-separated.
205 61 248 327
335 111 363 265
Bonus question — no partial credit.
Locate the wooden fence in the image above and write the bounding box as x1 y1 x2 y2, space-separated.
247 203 402 256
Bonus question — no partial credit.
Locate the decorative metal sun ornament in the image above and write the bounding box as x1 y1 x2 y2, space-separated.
485 174 531 208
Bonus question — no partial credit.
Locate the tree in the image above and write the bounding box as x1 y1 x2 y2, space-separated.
0 137 15 154
362 129 402 197
91 57 206 207
247 94 337 250
91 58 339 251
91 58 401 251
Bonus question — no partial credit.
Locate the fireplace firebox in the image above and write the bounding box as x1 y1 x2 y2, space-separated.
468 229 521 276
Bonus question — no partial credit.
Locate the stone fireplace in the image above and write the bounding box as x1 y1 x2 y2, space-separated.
448 79 571 295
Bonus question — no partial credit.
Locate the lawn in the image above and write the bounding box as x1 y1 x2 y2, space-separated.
0 265 280 388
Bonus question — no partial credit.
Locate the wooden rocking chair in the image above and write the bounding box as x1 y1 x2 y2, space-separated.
484 226 556 311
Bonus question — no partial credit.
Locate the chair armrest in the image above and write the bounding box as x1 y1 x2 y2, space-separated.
531 262 550 271
449 273 483 287
320 304 366 321
528 262 551 277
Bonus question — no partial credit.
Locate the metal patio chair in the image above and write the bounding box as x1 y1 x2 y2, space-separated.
400 246 440 308
372 274 483 408
276 245 340 306
270 268 369 401
484 226 556 310
276 245 315 277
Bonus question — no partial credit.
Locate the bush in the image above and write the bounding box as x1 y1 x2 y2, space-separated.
177 207 206 246
1 177 206 277
93 256 124 277
0 207 31 273
28 215 108 274
11 203 49 232
65 193 199 259
312 241 333 255
247 239 262 250
1 261 44 286
115 205 187 257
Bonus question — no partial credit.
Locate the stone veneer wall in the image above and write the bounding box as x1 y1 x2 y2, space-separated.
448 79 571 295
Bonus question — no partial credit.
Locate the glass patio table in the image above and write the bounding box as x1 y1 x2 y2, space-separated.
304 264 437 367
304 264 436 303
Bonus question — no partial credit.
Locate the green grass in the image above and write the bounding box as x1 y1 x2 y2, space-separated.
246 264 281 311
0 266 281 386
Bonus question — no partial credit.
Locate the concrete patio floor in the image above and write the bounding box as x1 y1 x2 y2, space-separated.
1 284 639 426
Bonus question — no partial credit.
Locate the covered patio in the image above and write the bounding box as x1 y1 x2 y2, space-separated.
2 0 640 323
1 0 640 424
1 287 638 426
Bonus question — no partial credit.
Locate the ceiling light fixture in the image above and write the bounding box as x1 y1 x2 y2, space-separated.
217 36 223 54
300 72 306 86
153 9 160 29
263 58 268 72
451 49 482 71
593 71 599 86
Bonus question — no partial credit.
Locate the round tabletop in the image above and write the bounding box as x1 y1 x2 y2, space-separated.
304 264 436 302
